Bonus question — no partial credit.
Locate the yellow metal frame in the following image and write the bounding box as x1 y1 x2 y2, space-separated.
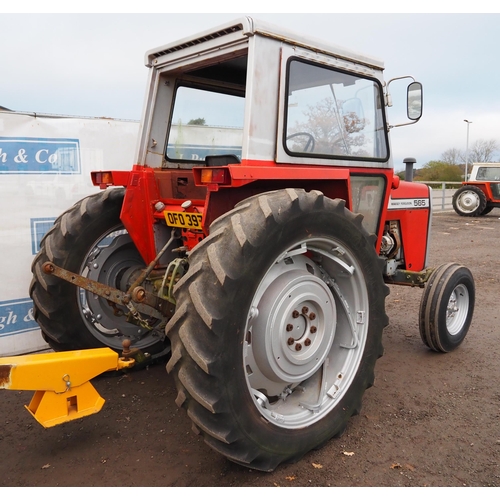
0 348 134 428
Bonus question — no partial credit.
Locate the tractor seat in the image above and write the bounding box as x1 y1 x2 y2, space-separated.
205 154 240 167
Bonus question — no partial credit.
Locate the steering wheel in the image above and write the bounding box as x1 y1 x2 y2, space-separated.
286 132 315 152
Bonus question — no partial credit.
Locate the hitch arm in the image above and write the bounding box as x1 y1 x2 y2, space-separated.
0 348 134 428
42 261 165 320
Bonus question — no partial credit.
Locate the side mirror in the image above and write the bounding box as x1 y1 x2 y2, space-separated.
407 82 423 121
386 76 423 129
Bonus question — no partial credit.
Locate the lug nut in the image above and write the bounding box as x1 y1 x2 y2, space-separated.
286 324 293 332
310 326 317 334
295 343 302 351
302 306 309 314
309 312 316 320
304 338 311 346
292 310 299 318
287 337 295 345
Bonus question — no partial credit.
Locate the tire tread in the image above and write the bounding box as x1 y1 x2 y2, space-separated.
166 189 387 471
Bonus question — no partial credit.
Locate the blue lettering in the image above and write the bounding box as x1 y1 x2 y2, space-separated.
35 149 49 163
0 299 38 336
14 148 28 163
0 138 80 174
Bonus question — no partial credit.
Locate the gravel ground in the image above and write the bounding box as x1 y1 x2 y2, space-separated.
1 210 499 488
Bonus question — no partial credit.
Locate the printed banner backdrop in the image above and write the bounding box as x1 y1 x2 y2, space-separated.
0 110 140 356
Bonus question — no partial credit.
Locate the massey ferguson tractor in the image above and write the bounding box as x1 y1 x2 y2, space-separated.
1 17 475 472
453 162 500 216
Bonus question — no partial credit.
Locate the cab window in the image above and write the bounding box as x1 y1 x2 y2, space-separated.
285 59 388 161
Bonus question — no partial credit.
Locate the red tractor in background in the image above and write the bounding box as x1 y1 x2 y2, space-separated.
3 17 475 471
453 162 500 216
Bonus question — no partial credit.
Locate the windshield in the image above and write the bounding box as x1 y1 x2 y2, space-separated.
285 59 388 161
166 86 244 162
476 166 500 181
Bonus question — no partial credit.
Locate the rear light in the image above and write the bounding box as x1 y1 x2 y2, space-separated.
93 171 113 185
200 168 229 185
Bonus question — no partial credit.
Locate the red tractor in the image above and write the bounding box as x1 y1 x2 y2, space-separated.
12 17 475 471
453 162 500 216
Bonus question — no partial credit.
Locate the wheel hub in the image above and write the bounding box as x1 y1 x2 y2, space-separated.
252 257 337 390
243 236 370 429
284 305 322 355
446 284 469 335
251 264 336 385
458 191 479 212
79 228 159 345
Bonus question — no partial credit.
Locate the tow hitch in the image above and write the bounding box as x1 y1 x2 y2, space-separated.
0 343 138 428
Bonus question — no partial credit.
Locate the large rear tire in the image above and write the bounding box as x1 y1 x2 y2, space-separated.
165 189 388 471
452 186 487 217
30 188 169 356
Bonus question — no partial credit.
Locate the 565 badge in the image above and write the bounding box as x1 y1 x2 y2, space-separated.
164 210 203 230
388 197 430 209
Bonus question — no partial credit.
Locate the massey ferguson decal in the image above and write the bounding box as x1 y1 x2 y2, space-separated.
388 197 430 209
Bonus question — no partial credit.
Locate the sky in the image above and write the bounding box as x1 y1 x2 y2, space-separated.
1 4 499 170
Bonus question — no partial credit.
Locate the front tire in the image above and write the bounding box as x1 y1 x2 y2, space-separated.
419 263 475 352
452 186 487 217
30 188 169 356
165 189 388 471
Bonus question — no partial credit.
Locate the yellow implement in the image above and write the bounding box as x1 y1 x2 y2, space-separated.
0 348 134 428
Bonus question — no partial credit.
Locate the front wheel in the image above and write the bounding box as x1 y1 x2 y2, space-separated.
166 189 388 471
452 186 487 217
419 263 475 352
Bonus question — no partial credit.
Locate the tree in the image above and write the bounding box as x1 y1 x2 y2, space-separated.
187 118 206 126
412 139 499 182
468 139 498 163
414 161 463 182
395 169 407 180
441 148 462 165
288 97 367 155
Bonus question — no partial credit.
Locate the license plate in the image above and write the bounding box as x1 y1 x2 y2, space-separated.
164 210 203 230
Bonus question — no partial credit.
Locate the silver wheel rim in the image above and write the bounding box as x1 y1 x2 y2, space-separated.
78 224 162 350
457 191 480 214
243 237 369 429
446 284 469 336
